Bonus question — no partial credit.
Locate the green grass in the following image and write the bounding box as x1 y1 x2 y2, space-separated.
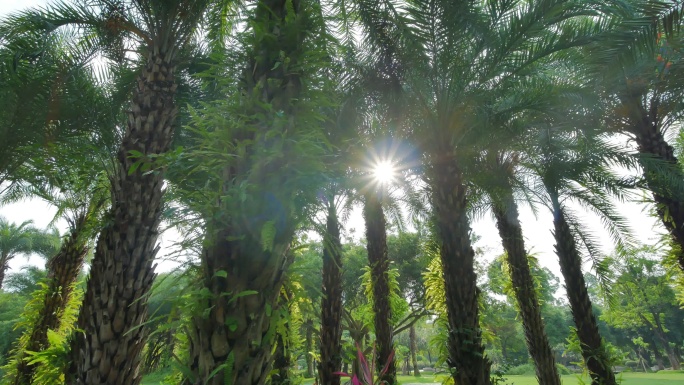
502 372 684 385
395 374 446 384
143 371 684 385
341 373 684 385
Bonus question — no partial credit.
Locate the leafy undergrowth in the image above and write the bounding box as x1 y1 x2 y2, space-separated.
141 371 684 385
140 367 173 385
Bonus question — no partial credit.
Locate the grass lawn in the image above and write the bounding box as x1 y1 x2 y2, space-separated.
503 372 684 385
143 371 684 385
397 373 684 385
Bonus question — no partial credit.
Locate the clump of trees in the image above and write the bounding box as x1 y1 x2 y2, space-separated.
0 1 683 385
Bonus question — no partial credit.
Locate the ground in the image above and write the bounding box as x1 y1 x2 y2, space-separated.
500 372 684 385
141 372 684 385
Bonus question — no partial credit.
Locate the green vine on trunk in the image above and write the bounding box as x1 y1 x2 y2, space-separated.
1 281 82 385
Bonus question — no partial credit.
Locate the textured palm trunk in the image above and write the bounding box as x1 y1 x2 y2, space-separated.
13 214 89 385
272 334 290 385
67 47 177 385
492 191 561 385
187 228 293 385
0 253 8 290
627 98 684 272
429 152 490 385
305 319 315 378
272 293 291 385
409 325 420 377
549 193 616 385
186 0 307 383
319 203 343 385
363 191 396 385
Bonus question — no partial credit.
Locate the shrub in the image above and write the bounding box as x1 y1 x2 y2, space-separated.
624 360 639 369
505 364 535 375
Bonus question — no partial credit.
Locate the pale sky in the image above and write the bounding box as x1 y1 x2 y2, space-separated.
0 0 668 291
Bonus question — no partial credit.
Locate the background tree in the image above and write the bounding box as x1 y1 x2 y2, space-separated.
603 246 683 369
0 267 48 369
0 218 57 289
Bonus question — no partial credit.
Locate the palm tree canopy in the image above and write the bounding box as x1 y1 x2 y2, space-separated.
0 217 58 260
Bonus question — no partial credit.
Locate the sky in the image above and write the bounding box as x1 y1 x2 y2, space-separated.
0 0 669 293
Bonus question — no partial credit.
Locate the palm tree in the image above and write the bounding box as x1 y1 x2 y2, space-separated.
362 187 396 385
181 0 328 383
588 2 684 272
319 194 345 385
467 73 592 385
7 185 108 385
0 218 56 290
1 2 220 383
476 151 561 385
352 140 421 385
0 26 107 193
350 1 617 382
529 127 635 385
1 51 117 384
272 290 292 385
408 324 420 377
10 208 93 385
548 189 616 385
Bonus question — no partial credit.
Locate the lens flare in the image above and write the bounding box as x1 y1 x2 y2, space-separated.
373 160 396 184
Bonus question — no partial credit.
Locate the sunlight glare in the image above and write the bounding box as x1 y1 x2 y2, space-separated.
373 160 396 185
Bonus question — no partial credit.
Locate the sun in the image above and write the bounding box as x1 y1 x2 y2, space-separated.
373 160 396 185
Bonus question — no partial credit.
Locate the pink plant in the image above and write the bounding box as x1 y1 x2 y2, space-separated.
335 343 395 385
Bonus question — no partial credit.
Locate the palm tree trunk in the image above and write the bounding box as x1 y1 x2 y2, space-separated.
409 325 420 377
13 213 89 385
429 152 490 385
492 192 561 385
628 98 684 272
305 319 314 378
319 203 343 385
363 191 397 385
67 47 177 385
0 253 8 290
272 334 290 385
272 293 291 385
549 193 616 385
186 0 308 383
187 227 293 385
